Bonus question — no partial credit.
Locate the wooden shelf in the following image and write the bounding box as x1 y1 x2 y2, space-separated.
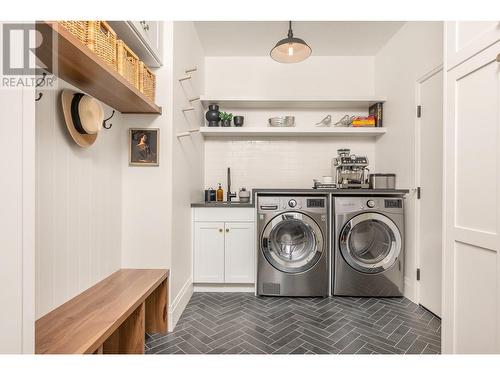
199 127 386 138
36 22 161 114
200 96 386 109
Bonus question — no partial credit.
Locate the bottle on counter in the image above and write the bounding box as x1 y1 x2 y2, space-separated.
216 183 224 202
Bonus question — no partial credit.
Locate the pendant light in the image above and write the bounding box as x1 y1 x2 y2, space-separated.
270 21 312 63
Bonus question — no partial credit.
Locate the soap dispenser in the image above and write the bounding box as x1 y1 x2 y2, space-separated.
216 183 224 202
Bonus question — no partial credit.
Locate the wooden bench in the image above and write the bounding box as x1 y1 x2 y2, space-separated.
35 269 169 354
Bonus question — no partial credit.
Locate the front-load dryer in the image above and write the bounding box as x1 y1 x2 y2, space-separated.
257 194 329 297
333 196 404 297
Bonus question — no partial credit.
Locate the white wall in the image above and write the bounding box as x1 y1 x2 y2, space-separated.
121 22 205 330
35 79 122 318
0 21 35 352
170 21 205 326
205 56 375 98
203 56 376 191
205 138 376 193
120 23 173 271
374 21 443 301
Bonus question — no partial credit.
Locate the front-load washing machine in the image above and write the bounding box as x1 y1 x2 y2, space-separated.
257 194 329 297
333 196 404 297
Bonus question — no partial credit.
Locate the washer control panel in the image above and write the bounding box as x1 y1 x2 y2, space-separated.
257 195 328 214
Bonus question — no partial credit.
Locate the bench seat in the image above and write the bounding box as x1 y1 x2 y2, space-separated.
36 268 169 354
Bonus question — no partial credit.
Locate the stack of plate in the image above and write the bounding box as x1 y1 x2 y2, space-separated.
268 116 295 127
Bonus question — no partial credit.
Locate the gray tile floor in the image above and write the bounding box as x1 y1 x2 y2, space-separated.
146 292 441 355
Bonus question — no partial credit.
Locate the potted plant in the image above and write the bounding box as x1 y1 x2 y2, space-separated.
219 111 233 127
233 115 244 127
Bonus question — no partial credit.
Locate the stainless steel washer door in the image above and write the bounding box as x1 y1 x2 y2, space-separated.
340 212 401 274
261 212 324 274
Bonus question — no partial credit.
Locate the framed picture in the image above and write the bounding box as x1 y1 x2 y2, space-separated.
129 128 159 166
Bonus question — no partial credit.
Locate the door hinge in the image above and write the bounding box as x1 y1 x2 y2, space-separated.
417 268 421 281
417 187 421 199
417 105 422 118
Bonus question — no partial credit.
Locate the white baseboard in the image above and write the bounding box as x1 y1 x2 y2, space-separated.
194 283 255 293
168 277 193 332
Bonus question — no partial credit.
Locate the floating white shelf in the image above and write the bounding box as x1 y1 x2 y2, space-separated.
199 127 387 138
200 96 386 109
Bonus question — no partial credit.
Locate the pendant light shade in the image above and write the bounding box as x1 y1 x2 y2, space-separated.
270 21 312 63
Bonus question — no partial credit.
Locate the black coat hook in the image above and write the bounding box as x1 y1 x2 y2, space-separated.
35 72 47 102
102 110 115 129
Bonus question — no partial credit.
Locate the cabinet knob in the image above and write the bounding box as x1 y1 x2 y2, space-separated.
219 228 223 233
226 228 230 233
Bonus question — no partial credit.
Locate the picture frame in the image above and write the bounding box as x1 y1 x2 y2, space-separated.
129 128 159 166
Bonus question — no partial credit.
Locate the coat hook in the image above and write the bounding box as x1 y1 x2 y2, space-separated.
102 110 115 129
35 72 47 102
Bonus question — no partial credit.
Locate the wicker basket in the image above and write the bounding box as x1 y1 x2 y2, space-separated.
139 61 156 102
117 40 140 88
59 21 88 45
86 21 117 70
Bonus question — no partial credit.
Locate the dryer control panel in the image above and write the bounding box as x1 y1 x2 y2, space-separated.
334 196 404 215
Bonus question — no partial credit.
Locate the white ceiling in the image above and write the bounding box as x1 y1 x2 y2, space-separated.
194 21 405 57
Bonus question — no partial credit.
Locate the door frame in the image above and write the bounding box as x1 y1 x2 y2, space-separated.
414 64 444 312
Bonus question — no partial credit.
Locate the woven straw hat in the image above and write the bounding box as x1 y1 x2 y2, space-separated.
61 90 104 147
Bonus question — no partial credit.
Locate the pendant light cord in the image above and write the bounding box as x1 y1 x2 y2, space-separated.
288 21 293 38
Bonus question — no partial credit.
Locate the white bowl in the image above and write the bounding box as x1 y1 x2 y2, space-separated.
269 116 295 127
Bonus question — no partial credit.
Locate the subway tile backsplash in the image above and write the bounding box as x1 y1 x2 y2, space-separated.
204 137 376 194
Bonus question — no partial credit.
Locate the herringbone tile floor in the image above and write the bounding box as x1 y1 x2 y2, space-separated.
145 292 441 355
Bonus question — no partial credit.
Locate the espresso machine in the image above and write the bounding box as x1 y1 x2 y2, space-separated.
332 148 370 189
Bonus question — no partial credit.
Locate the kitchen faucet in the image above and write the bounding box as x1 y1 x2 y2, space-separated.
227 167 237 202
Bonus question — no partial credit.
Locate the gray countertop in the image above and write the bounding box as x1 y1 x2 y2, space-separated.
191 201 255 208
192 188 410 207
253 188 410 196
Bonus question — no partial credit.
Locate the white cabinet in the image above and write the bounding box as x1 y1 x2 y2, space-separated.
193 222 225 283
130 21 162 64
224 222 255 283
193 208 255 284
446 21 500 70
443 28 500 354
108 21 163 67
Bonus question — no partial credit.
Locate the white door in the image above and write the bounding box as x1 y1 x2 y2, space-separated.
446 21 500 70
417 68 443 317
443 41 500 354
224 222 255 283
194 222 225 283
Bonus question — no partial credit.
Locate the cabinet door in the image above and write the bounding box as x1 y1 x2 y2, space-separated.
224 222 255 283
131 21 162 63
194 222 225 283
446 21 500 70
443 41 500 353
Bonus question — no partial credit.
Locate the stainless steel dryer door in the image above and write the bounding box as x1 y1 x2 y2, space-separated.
261 212 324 274
339 212 402 274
